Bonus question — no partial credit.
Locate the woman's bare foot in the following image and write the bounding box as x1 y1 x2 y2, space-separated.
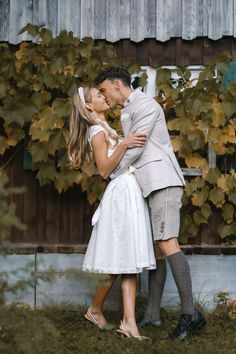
88 307 107 326
119 319 140 337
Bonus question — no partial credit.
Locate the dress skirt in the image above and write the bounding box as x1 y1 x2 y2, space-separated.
82 167 156 274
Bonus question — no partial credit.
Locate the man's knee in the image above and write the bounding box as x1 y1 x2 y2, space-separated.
157 237 180 256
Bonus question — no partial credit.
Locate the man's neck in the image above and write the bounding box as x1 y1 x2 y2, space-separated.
119 87 133 105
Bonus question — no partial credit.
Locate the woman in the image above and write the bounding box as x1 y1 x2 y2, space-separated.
68 86 156 339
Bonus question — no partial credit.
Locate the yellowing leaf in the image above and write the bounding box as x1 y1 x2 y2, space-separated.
170 136 181 152
53 118 64 129
217 174 236 193
211 102 225 127
209 188 225 208
82 160 98 177
185 154 208 169
212 143 227 155
191 187 209 207
205 168 221 184
200 203 212 220
222 204 235 224
15 42 29 72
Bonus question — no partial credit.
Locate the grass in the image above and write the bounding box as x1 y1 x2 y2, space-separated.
0 299 236 354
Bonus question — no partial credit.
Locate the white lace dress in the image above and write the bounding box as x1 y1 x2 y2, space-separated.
82 125 156 274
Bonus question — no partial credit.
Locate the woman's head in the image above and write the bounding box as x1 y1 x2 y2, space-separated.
74 86 109 116
68 86 118 169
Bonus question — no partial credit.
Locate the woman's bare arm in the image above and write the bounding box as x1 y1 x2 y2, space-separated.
91 131 147 178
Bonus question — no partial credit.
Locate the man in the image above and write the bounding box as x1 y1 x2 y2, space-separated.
95 66 206 340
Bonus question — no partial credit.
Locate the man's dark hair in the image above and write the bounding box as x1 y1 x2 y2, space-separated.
95 66 131 87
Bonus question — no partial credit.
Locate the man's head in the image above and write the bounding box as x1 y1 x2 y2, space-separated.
95 66 132 108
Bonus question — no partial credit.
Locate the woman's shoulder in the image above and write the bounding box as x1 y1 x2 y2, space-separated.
89 125 105 138
88 125 106 147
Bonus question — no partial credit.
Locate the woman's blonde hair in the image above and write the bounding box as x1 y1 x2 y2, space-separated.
68 86 119 169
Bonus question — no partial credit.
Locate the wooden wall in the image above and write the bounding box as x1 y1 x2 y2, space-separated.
1 0 235 44
112 37 236 67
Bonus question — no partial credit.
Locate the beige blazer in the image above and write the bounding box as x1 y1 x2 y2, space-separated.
110 90 185 197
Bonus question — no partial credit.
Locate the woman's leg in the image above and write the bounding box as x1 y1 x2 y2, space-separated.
120 274 140 336
88 274 118 325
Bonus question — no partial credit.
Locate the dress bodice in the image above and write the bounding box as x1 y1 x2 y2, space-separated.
88 124 119 157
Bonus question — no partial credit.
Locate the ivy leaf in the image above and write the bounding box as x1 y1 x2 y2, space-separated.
209 188 225 208
18 23 40 37
222 204 235 224
81 160 98 177
0 79 9 99
217 223 235 238
193 210 207 225
227 83 236 96
191 187 209 207
156 68 172 86
4 122 25 146
180 214 198 241
200 203 212 220
205 168 221 184
36 160 57 184
228 190 236 206
139 73 148 88
187 130 205 150
220 100 236 119
217 174 236 193
55 170 82 193
52 98 71 118
81 175 106 204
29 143 49 163
40 28 53 45
185 154 208 169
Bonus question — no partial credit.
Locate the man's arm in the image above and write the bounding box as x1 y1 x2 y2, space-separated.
110 101 158 178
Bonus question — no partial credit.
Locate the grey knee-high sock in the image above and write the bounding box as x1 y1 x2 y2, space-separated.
144 259 167 320
167 251 194 316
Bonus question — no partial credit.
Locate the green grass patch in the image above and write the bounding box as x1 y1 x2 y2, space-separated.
0 301 235 354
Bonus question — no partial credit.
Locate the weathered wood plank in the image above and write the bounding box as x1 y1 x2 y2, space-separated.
207 0 224 40
69 187 83 243
45 0 58 37
32 0 47 27
182 0 198 40
106 0 120 42
145 0 155 38
58 0 81 36
23 172 37 242
156 0 171 42
171 0 182 37
80 0 94 39
222 0 233 36
120 0 130 39
45 186 60 244
9 0 33 43
94 0 106 39
0 0 9 41
130 0 145 42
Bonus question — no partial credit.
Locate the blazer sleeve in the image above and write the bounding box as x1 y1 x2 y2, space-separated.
110 100 159 179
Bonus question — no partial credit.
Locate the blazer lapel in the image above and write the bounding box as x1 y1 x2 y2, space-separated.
120 110 132 136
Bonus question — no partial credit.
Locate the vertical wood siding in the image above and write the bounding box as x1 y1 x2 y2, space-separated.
0 0 236 44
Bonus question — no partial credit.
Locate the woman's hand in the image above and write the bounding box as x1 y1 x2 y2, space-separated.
120 132 147 149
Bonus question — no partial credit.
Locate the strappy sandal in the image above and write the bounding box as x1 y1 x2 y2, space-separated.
116 321 150 340
84 310 114 331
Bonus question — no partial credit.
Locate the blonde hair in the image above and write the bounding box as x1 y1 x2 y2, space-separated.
68 86 119 169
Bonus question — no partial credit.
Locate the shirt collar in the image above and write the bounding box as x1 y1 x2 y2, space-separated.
123 91 136 108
